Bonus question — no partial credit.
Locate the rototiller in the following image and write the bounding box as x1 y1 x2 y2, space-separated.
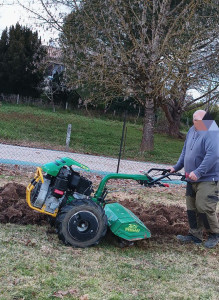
26 157 184 247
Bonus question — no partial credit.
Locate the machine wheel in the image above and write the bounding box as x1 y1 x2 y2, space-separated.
55 199 107 248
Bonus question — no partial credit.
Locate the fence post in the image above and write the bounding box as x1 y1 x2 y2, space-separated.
117 111 127 173
66 124 72 151
17 94 19 104
122 126 128 156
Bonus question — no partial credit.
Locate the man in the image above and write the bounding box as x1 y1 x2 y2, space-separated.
170 109 219 248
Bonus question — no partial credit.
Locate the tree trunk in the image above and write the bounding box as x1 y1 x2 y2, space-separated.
50 93 56 113
140 98 155 152
168 119 181 137
161 103 184 138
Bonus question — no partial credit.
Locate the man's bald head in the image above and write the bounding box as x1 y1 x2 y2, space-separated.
193 110 207 130
193 110 206 121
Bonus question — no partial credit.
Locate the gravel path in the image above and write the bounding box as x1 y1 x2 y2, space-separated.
0 143 186 185
0 143 175 175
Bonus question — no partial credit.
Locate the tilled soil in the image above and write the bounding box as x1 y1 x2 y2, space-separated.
120 199 188 235
0 183 47 225
0 183 189 236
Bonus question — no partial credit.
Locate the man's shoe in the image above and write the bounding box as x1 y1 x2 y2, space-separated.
176 234 202 244
204 234 219 249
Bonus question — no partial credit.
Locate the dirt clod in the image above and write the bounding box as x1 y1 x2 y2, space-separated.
0 183 47 225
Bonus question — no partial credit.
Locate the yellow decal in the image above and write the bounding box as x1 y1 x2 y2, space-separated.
82 165 90 171
125 224 140 233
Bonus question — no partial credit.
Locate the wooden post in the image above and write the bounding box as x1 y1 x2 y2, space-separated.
66 124 72 151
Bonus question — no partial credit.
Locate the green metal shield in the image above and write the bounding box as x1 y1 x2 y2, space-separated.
42 157 90 177
104 203 151 241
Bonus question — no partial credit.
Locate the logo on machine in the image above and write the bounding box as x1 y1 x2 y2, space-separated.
125 224 140 233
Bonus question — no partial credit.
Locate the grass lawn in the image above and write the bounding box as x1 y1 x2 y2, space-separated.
0 103 184 164
1 223 218 300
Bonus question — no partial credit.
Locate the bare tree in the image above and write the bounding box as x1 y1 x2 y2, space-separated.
15 0 219 150
158 3 219 137
59 0 219 150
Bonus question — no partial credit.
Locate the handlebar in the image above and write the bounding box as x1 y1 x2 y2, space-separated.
139 168 186 187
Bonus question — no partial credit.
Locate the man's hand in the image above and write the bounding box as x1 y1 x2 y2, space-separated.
169 167 175 173
188 171 198 181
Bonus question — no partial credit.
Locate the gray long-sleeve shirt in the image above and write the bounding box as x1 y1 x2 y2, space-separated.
173 125 219 182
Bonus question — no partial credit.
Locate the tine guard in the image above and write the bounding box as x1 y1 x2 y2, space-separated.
104 203 151 241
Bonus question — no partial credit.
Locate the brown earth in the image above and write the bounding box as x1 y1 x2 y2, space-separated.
120 198 188 236
0 183 189 236
0 183 47 225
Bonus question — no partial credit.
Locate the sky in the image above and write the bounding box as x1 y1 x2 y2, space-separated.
0 0 70 44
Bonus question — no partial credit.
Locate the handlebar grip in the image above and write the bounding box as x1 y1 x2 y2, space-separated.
161 169 171 175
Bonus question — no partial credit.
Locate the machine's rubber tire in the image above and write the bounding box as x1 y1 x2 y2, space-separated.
55 199 107 248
